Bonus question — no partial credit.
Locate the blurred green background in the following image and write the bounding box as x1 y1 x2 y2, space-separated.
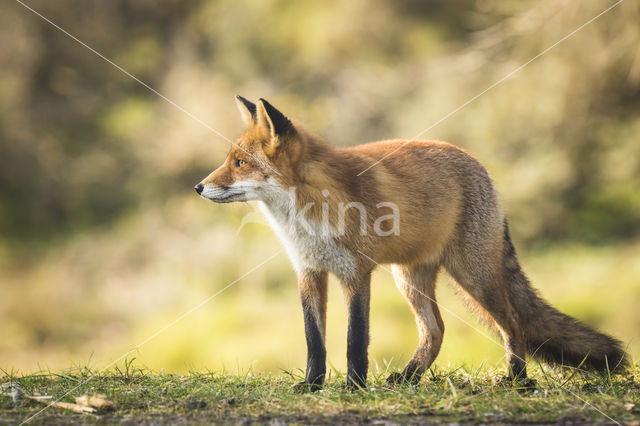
1 0 639 375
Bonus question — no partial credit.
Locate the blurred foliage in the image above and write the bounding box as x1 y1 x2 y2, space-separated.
1 0 640 246
0 0 638 373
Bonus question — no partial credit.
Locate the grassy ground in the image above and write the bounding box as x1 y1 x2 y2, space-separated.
1 364 639 424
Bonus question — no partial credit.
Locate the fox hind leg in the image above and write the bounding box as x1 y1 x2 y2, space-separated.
444 256 528 380
388 263 444 385
496 304 527 379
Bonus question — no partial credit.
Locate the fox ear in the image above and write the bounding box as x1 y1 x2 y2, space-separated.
257 98 293 143
235 95 257 126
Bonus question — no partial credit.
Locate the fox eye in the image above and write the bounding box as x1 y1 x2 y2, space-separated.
234 159 247 167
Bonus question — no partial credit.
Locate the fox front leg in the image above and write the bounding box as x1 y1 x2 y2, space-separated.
343 271 372 390
296 270 328 392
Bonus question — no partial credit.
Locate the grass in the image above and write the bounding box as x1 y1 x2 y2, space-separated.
1 363 639 424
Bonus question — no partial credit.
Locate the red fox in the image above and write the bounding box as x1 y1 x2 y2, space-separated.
196 96 627 390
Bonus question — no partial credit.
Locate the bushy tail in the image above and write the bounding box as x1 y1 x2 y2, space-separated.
502 221 628 372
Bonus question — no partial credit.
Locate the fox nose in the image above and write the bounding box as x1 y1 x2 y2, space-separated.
194 183 204 194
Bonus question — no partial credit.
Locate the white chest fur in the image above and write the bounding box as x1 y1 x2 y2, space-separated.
257 197 356 282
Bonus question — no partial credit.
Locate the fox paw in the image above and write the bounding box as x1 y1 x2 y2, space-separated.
342 379 367 392
293 381 323 393
499 375 538 392
515 377 538 393
385 371 421 389
385 372 406 389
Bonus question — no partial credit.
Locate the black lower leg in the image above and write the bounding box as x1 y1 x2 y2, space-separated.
401 362 424 384
346 282 370 389
386 361 423 385
302 300 326 389
508 356 527 379
507 334 527 379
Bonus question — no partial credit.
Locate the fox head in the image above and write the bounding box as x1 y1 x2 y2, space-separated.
195 96 304 203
